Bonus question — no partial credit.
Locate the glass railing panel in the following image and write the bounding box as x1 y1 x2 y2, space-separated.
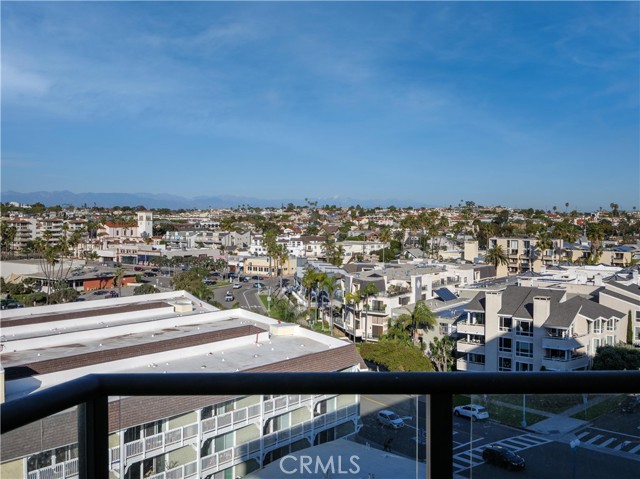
356 393 426 479
454 393 640 478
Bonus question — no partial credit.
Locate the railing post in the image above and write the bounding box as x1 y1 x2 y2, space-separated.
428 394 453 479
78 396 109 479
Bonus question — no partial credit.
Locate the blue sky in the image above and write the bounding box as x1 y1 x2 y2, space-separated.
2 1 638 210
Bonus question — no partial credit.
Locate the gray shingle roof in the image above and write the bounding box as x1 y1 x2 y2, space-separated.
544 296 623 328
542 298 582 328
465 292 485 312
607 281 640 299
599 289 640 307
499 286 565 319
578 298 624 320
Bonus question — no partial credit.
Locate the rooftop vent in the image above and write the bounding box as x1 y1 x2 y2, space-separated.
174 299 193 313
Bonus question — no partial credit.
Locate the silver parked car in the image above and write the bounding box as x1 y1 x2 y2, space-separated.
453 404 490 421
377 410 404 429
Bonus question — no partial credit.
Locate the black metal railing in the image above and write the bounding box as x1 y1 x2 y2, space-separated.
2 371 640 479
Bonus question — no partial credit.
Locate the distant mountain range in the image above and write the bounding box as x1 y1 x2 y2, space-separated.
1 190 428 209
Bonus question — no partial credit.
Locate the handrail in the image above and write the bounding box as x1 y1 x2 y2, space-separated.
3 371 639 434
3 371 640 479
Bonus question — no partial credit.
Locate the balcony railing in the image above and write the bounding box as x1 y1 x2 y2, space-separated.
27 458 79 479
456 322 485 335
3 372 640 479
455 341 485 354
542 354 590 371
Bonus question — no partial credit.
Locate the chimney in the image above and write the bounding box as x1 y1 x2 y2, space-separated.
533 296 551 325
485 290 503 318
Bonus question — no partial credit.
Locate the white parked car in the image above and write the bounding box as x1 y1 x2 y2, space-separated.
377 410 404 429
232 282 241 289
453 404 490 421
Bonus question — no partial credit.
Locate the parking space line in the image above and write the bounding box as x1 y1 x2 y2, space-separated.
598 438 617 448
585 434 604 445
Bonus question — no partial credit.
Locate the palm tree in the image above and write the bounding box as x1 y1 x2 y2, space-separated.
322 275 339 336
344 291 361 342
114 267 125 297
586 222 604 264
610 203 619 217
264 231 278 281
485 244 508 272
534 233 553 269
275 244 289 291
394 300 437 342
301 268 320 323
379 227 391 264
359 282 379 342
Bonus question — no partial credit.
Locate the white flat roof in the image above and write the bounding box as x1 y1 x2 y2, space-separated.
244 437 426 479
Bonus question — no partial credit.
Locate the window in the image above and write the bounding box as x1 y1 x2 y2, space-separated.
214 431 235 451
499 337 512 352
499 316 512 332
515 362 533 372
606 335 615 346
635 311 640 322
592 338 601 353
516 320 533 336
606 319 615 332
593 319 602 334
27 451 53 472
144 420 164 437
499 357 512 371
516 341 533 358
467 353 485 364
54 445 78 463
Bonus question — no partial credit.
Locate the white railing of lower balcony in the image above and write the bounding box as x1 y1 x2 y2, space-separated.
122 394 335 463
145 460 198 479
32 395 353 479
27 458 78 479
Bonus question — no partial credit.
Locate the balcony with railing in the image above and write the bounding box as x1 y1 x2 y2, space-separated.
542 353 590 371
455 341 486 355
3 372 640 479
365 304 387 315
457 315 485 336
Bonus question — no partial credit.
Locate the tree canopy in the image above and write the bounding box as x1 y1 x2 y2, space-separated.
358 341 434 372
592 345 640 370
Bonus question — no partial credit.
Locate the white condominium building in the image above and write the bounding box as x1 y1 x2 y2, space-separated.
457 285 625 372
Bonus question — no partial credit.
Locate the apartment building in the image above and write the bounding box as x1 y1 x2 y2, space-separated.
336 240 387 263
600 245 640 268
598 275 640 346
0 217 37 252
243 256 297 278
336 262 475 341
488 236 564 276
0 292 365 479
456 286 625 372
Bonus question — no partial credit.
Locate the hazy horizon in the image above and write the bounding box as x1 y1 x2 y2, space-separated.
2 2 638 211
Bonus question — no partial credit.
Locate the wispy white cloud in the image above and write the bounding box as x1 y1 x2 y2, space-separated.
2 63 51 97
